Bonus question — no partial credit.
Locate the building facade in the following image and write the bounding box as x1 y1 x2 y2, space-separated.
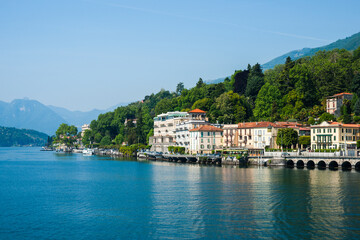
175 109 208 152
81 124 90 137
189 125 223 154
150 111 188 153
236 122 284 150
326 92 353 117
223 124 239 148
310 121 360 151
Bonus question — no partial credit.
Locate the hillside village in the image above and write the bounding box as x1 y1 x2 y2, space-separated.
148 92 359 156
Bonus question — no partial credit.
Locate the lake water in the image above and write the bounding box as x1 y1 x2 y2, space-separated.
1 147 360 239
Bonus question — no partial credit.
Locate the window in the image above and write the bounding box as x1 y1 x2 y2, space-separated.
201 132 203 137
208 139 210 143
323 129 325 133
255 130 257 135
334 128 336 133
334 136 336 141
201 145 204 149
313 136 315 141
207 145 210 149
342 136 344 141
208 132 210 136
313 129 315 133
201 139 203 143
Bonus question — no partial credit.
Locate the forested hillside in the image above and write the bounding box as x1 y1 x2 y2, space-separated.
83 47 360 147
0 126 48 147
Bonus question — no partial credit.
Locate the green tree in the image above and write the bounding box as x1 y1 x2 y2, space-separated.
100 135 112 146
298 136 310 149
94 133 103 143
114 134 124 145
254 83 282 120
319 112 335 123
276 128 298 149
354 99 360 116
192 98 212 111
354 46 360 61
308 117 315 125
211 91 251 123
231 70 248 95
196 78 205 88
82 129 93 146
176 82 185 95
55 123 78 146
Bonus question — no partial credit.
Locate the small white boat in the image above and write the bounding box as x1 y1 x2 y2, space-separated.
82 148 94 155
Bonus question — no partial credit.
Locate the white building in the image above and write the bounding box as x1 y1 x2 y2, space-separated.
150 111 188 153
81 124 90 137
175 109 208 152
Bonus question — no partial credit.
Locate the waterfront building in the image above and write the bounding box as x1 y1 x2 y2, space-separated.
81 124 90 137
149 111 188 153
237 122 284 150
310 121 360 154
189 125 223 154
223 124 239 148
326 92 353 117
175 109 208 153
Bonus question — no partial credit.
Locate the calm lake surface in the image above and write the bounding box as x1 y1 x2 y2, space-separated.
1 148 360 239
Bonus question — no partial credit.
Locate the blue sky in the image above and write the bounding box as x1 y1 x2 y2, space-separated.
1 0 359 111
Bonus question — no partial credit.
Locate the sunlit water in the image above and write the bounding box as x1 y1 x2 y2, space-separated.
1 148 360 239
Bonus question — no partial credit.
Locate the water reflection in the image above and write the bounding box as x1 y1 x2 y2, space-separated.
1 149 360 239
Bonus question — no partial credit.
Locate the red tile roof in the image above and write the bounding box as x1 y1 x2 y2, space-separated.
314 121 360 128
237 121 284 129
328 92 353 98
188 109 207 113
275 121 303 127
190 125 223 132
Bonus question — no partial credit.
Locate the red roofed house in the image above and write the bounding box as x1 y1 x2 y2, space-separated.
326 92 353 117
189 125 223 154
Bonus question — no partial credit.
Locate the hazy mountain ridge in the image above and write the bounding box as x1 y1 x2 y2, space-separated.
0 99 130 135
0 126 48 147
261 31 360 70
0 99 67 135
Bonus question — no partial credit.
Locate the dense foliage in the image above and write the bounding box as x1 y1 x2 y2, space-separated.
0 126 48 147
55 123 78 146
80 47 360 148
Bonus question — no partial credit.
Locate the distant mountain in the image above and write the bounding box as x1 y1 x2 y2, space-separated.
0 99 67 135
48 102 129 129
262 31 360 70
0 126 48 147
205 77 229 84
0 98 130 135
47 105 103 129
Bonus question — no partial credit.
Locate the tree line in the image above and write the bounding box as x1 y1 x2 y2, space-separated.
75 47 360 148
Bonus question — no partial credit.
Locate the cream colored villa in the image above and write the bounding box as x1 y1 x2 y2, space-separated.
189 125 223 154
310 121 360 151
